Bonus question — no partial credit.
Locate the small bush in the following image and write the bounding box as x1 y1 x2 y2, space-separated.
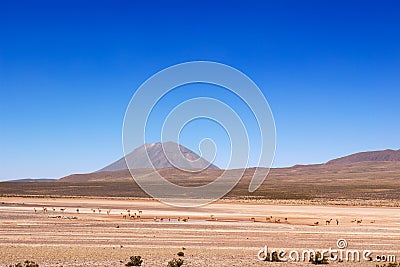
177 251 184 257
125 256 143 266
375 264 398 267
9 260 39 267
309 252 329 265
261 251 281 262
385 263 399 267
167 258 184 267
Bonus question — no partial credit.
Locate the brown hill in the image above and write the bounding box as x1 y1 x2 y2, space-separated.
326 149 400 165
60 169 133 183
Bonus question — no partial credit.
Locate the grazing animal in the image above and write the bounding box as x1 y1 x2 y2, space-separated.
336 219 339 225
314 221 319 226
42 207 47 213
182 217 189 222
52 208 56 212
370 220 375 223
92 209 96 213
34 208 37 213
357 219 362 225
284 218 288 222
274 218 281 223
107 210 111 215
351 219 356 223
121 213 127 219
138 210 142 214
326 219 332 225
250 217 256 222
98 209 101 214
76 208 79 213
60 208 66 213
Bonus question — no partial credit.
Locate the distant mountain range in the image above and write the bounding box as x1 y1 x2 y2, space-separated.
3 144 400 183
56 145 400 183
5 178 57 182
98 143 400 172
2 144 399 201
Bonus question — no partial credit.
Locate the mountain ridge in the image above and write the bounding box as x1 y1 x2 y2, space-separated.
11 147 399 183
326 149 400 165
3 178 57 183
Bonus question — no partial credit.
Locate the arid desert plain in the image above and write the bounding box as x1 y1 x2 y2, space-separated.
1 157 400 266
0 196 399 267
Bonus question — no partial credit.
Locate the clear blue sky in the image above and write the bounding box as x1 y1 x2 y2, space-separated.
1 1 399 180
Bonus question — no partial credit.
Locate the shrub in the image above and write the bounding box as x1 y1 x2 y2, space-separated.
167 258 184 267
125 256 143 266
309 252 329 265
375 264 398 267
177 251 184 257
9 260 39 267
262 251 281 262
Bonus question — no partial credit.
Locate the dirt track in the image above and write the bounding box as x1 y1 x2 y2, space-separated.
0 197 399 266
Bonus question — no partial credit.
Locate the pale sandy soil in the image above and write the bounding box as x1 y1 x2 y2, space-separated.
0 197 399 266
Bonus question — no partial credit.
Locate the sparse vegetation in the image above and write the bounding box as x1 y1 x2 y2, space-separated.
8 260 39 267
376 263 399 267
309 252 329 265
125 256 143 266
167 258 184 267
264 251 281 262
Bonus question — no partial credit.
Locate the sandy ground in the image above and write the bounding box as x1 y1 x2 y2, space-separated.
0 197 399 266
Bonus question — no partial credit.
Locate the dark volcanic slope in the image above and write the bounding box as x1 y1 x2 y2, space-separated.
326 149 400 165
98 142 219 172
